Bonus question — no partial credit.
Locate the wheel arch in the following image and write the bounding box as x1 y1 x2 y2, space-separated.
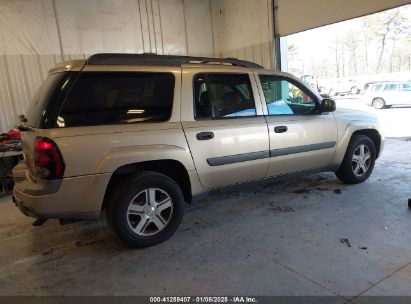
333 126 383 166
352 129 382 158
102 159 193 212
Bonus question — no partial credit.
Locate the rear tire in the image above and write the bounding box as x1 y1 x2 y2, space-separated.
106 171 185 248
336 135 376 184
372 98 385 109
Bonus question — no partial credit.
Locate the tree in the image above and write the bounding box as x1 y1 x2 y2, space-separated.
332 37 340 78
371 9 409 73
286 5 411 78
361 16 372 74
287 43 298 58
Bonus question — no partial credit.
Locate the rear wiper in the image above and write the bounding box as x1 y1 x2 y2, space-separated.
16 114 35 132
16 124 35 132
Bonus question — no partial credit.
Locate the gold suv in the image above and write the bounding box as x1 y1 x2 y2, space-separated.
13 54 384 247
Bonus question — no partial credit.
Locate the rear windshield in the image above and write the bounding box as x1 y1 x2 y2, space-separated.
57 72 175 127
25 73 66 128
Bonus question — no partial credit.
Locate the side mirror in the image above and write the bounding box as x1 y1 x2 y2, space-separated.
320 98 336 113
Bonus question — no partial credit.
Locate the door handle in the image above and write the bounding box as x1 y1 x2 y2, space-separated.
196 132 214 140
274 126 288 133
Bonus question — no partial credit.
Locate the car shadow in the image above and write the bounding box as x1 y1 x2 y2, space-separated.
384 105 411 109
23 172 343 258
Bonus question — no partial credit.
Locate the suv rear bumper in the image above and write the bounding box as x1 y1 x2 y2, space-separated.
13 162 111 220
13 185 104 220
13 193 38 217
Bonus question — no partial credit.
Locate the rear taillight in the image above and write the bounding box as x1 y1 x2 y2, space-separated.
34 137 65 179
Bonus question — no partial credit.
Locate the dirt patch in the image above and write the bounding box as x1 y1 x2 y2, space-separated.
269 206 296 213
339 238 352 247
74 239 105 247
41 248 55 256
294 188 312 194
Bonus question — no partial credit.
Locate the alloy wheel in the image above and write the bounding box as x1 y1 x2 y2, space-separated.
126 188 173 236
351 144 371 177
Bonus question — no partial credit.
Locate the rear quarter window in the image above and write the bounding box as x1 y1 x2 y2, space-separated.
370 84 384 92
57 72 175 127
25 73 68 128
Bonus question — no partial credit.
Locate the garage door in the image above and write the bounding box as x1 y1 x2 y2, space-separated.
276 0 411 36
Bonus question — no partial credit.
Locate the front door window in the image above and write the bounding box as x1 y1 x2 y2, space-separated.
259 75 318 115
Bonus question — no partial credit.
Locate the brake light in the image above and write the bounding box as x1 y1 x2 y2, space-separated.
34 137 65 179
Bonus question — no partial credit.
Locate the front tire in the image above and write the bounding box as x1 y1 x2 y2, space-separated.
372 98 385 109
106 171 185 248
336 135 376 184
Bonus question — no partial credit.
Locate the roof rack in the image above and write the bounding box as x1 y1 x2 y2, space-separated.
87 53 264 69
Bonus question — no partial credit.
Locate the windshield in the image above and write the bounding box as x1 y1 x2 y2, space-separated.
25 73 66 128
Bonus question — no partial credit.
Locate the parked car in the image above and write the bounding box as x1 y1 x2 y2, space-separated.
328 79 359 96
360 81 387 95
300 74 319 91
363 81 411 109
13 54 384 248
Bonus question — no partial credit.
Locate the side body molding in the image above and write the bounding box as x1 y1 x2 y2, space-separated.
206 142 337 167
270 141 336 157
207 151 269 166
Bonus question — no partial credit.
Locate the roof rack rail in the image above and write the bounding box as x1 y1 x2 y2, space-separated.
87 53 264 69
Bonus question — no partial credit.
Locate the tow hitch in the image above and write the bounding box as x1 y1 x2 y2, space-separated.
32 219 47 226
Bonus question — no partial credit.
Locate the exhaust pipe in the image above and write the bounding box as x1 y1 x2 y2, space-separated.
59 218 81 225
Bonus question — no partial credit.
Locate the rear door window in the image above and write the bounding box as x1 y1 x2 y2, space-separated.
383 83 399 91
58 72 175 127
193 73 256 119
401 83 411 91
